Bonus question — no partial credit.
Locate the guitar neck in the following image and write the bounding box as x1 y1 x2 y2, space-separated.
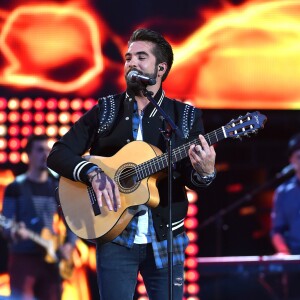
26 230 48 249
136 127 225 181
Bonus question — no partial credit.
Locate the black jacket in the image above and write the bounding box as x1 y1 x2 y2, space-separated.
47 89 208 240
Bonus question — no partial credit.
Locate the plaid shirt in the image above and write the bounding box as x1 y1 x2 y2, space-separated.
113 101 189 269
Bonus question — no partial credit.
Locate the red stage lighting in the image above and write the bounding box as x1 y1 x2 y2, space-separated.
46 98 58 110
20 97 33 110
34 97 46 110
8 125 20 136
21 111 33 123
21 125 33 136
0 98 7 110
8 111 20 123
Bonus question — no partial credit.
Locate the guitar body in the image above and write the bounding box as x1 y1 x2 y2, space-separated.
58 141 163 242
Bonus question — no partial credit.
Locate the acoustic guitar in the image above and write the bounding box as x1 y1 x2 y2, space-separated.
0 214 74 280
58 111 267 242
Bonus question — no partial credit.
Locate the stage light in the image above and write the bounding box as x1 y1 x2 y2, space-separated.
8 151 21 164
70 98 83 110
8 138 21 151
0 138 7 150
34 125 46 135
0 97 7 110
0 151 7 163
71 112 83 123
46 112 58 124
0 125 7 136
8 98 20 110
46 125 58 136
58 98 70 110
187 204 198 217
58 112 71 124
21 152 28 164
186 296 200 300
185 257 198 269
21 111 33 123
136 283 147 295
185 217 198 230
0 112 7 123
21 125 33 136
187 190 198 203
58 125 70 136
185 270 199 282
83 98 96 110
186 283 200 295
186 231 198 243
47 98 58 110
34 112 45 123
8 111 20 123
20 97 33 110
8 125 20 136
185 243 199 256
34 97 46 110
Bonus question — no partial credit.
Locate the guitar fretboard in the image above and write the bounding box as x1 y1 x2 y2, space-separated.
135 127 225 181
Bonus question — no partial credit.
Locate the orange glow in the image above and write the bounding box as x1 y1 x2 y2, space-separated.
47 98 58 110
22 112 33 123
185 270 200 282
7 111 20 123
34 98 46 110
0 112 7 123
0 4 104 93
59 112 71 124
185 243 199 256
20 125 33 136
165 0 300 109
7 98 19 110
187 204 198 217
185 257 198 269
20 97 33 110
187 190 198 203
186 283 200 295
137 283 147 295
0 98 7 109
8 125 19 136
184 217 199 230
186 231 198 243
8 151 21 163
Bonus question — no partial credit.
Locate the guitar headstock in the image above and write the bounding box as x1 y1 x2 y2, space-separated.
224 111 267 140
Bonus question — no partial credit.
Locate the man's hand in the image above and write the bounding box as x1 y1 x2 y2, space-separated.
11 222 29 240
188 134 216 175
88 169 121 211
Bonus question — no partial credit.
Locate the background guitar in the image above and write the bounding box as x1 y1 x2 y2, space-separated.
58 111 267 242
0 214 74 280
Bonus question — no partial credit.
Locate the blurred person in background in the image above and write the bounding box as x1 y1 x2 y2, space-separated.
1 134 77 300
270 132 300 300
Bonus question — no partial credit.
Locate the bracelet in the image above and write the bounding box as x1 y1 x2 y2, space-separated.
88 168 104 183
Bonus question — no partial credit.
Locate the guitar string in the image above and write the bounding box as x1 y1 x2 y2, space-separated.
115 127 226 181
116 119 256 182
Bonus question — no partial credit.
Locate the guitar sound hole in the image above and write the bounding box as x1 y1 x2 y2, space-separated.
119 167 137 189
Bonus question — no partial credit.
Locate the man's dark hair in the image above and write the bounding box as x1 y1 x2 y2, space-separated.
25 134 48 154
128 28 174 82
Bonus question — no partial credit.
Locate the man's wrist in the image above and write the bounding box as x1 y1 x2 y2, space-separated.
194 168 216 184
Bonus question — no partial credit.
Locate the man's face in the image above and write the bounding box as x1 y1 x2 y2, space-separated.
28 140 50 171
124 41 158 91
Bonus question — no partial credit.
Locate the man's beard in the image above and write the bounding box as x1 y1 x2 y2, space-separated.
126 69 158 96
